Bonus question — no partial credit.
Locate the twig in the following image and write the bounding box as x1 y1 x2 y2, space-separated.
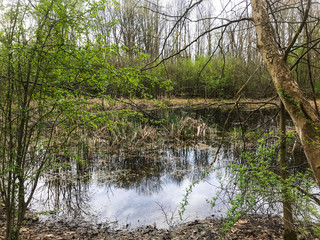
208 95 242 170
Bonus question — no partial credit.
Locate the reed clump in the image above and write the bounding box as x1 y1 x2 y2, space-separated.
81 112 213 155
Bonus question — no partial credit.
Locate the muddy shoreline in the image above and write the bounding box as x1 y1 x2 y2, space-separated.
0 208 289 239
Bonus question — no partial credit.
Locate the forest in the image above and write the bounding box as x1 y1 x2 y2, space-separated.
0 0 320 239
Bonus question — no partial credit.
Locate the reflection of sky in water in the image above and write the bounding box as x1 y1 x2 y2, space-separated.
89 174 224 229
31 108 280 229
32 146 231 229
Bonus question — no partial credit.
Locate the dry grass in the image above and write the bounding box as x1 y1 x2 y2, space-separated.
167 116 207 141
50 97 320 156
85 97 282 112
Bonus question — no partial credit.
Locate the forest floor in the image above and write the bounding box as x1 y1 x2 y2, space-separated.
0 206 318 239
0 208 287 240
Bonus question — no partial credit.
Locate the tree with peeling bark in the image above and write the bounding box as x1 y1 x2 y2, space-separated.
250 0 320 186
248 1 320 236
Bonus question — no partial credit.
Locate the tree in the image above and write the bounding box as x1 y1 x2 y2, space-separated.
0 1 98 238
0 0 163 239
250 0 320 186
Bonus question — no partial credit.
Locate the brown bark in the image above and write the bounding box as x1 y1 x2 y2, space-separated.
251 0 320 186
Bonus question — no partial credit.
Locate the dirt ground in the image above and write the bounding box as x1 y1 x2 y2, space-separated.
1 209 318 240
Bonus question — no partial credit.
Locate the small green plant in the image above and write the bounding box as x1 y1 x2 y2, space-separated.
40 209 59 215
180 133 320 237
216 135 319 235
313 226 320 238
179 178 202 220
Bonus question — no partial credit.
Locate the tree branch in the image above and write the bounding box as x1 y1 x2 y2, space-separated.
283 0 311 61
141 17 253 71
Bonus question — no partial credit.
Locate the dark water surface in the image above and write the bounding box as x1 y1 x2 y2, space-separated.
31 107 281 229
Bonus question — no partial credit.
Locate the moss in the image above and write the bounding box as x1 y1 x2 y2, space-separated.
278 88 298 107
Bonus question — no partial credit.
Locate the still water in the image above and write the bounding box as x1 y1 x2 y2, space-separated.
31 107 279 229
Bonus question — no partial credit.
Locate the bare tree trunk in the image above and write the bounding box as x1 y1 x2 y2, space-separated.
251 0 320 186
280 101 297 240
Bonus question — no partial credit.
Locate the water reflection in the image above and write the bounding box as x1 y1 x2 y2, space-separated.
35 170 92 220
32 107 296 229
32 144 234 228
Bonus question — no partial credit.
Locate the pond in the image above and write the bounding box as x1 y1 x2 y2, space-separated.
31 107 284 229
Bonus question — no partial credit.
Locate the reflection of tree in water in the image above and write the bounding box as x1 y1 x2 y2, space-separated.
35 107 283 221
112 157 164 195
162 147 214 185
87 146 229 196
39 156 94 220
111 146 230 195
